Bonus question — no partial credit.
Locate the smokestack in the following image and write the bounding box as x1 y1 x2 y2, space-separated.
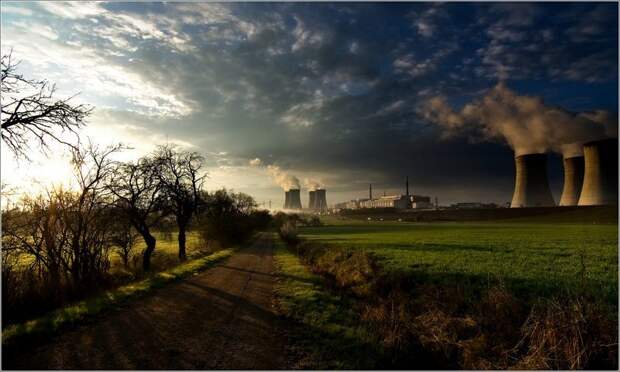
406 176 409 196
369 183 372 200
510 153 555 208
283 190 291 209
308 190 316 209
288 189 302 209
559 156 585 206
315 189 327 211
578 138 618 206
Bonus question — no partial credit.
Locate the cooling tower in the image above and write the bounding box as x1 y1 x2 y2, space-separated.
559 156 585 206
510 153 555 208
308 190 317 209
315 189 327 211
283 190 291 209
288 189 302 209
578 138 618 206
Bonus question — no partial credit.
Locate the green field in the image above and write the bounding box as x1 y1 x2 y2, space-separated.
300 217 618 302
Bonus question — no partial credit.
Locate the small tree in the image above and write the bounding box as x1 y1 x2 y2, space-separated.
109 217 140 269
107 156 164 271
1 51 91 158
154 145 206 261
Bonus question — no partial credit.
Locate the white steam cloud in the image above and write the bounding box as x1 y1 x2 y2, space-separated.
249 157 300 190
303 178 324 191
421 83 617 157
267 165 300 190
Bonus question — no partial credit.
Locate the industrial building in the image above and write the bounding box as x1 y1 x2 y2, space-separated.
335 178 433 211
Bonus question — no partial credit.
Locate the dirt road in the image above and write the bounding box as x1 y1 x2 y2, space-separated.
4 234 288 370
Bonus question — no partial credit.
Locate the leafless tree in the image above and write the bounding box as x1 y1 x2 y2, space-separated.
154 145 206 261
107 156 164 271
1 143 123 294
1 51 92 158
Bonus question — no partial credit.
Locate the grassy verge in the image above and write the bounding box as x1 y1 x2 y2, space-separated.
285 238 618 369
273 239 383 369
2 248 234 348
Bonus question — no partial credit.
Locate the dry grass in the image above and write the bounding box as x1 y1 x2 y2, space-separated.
283 239 618 369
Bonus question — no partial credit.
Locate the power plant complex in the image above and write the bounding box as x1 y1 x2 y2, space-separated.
510 138 618 208
280 138 616 213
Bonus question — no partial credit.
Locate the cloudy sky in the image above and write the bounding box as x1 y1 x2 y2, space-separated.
1 1 618 207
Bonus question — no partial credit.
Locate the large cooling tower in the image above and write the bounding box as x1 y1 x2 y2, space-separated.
288 189 302 209
308 190 317 209
314 189 327 210
578 138 618 206
510 153 555 208
283 191 291 209
559 156 585 206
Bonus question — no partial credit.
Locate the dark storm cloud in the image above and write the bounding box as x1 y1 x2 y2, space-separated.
4 2 617 203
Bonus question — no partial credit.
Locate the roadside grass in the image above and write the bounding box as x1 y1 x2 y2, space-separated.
2 248 234 348
300 220 618 303
280 234 618 369
273 239 383 369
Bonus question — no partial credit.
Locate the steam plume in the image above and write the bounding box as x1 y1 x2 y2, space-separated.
421 83 617 157
304 178 324 191
267 165 300 190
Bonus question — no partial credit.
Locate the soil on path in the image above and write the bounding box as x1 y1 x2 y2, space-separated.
4 234 288 370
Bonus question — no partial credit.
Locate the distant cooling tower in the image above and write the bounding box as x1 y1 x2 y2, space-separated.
283 190 291 209
578 138 618 206
559 156 585 206
288 189 302 209
308 190 317 209
510 153 555 208
314 189 327 210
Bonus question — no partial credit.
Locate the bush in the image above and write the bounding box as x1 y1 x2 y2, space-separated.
278 220 299 246
196 189 271 246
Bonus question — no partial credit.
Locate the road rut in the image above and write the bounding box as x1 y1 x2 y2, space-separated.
4 234 287 370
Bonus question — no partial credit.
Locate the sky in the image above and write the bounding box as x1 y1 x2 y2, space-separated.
1 1 618 207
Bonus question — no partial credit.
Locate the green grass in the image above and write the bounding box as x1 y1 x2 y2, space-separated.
300 219 618 303
2 248 234 347
273 239 382 369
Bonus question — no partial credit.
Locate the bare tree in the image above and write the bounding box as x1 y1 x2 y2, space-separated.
154 145 206 261
1 51 92 158
107 157 164 271
2 143 123 294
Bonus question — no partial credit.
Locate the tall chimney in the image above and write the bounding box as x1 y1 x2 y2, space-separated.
510 153 555 208
369 183 372 200
308 190 317 209
578 138 618 206
288 189 302 209
406 176 409 196
315 189 327 211
559 156 585 206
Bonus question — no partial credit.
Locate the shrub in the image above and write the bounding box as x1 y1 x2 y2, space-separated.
278 220 299 246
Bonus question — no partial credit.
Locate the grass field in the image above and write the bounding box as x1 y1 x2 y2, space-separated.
300 217 618 303
273 239 381 369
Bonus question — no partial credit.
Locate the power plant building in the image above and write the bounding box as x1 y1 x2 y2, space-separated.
359 195 410 209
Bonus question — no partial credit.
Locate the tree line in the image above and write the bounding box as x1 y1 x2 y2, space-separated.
2 143 270 325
